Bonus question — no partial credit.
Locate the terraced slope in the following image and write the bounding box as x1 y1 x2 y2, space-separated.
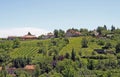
10 47 39 58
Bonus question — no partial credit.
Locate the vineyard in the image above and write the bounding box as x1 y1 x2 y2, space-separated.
10 47 39 58
9 40 41 58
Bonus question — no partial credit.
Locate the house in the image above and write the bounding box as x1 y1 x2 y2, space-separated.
7 36 18 40
6 67 16 76
21 32 37 40
7 32 37 40
47 32 54 38
40 32 54 39
65 29 81 37
24 65 35 70
106 34 113 38
93 30 99 36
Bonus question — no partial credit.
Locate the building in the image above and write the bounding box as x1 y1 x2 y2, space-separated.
7 67 16 76
40 32 54 39
93 30 99 36
7 32 37 40
65 29 81 37
24 65 35 70
21 32 37 40
7 36 19 40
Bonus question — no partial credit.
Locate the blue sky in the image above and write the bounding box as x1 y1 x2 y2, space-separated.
0 0 120 37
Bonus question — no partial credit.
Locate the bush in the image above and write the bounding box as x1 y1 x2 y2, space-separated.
97 40 105 46
81 38 88 48
116 43 120 53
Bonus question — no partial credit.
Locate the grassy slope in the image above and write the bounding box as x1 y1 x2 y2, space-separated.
59 36 101 56
10 36 116 58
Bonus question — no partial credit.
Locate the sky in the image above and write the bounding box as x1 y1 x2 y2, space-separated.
0 0 120 37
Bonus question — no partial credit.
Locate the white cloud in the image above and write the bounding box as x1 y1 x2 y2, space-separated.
0 27 50 38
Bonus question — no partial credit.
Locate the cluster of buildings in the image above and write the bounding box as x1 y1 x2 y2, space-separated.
7 28 107 40
7 29 82 40
7 32 37 40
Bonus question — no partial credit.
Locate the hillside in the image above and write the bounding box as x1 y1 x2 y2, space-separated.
1 27 120 77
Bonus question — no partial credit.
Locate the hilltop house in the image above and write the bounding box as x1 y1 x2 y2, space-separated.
21 32 37 40
40 32 54 39
65 29 81 37
7 32 37 40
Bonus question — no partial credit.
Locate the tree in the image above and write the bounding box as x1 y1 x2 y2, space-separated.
111 25 115 31
54 29 59 38
63 38 69 44
97 40 105 46
104 25 107 30
97 26 106 35
71 48 76 61
0 53 10 64
87 59 94 70
65 52 70 59
28 32 32 35
81 38 88 48
80 28 89 35
103 42 112 49
58 29 65 37
34 65 41 77
116 43 120 53
13 57 31 68
38 35 45 39
13 38 20 48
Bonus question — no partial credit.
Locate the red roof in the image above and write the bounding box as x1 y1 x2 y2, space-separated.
24 65 35 70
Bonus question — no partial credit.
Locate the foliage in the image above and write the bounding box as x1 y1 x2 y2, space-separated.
13 57 31 68
71 48 76 61
103 42 112 49
116 43 120 53
81 37 88 48
13 38 20 48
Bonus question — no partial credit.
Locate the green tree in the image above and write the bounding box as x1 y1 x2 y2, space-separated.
13 38 20 48
103 42 112 49
58 29 65 37
54 29 59 38
81 38 88 48
34 65 41 77
104 25 107 30
116 43 120 53
87 59 94 70
97 26 106 35
28 32 32 35
65 52 70 59
111 25 115 31
71 48 76 61
97 40 105 46
80 28 89 35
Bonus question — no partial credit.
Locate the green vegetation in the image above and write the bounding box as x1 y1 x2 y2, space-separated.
1 26 120 77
